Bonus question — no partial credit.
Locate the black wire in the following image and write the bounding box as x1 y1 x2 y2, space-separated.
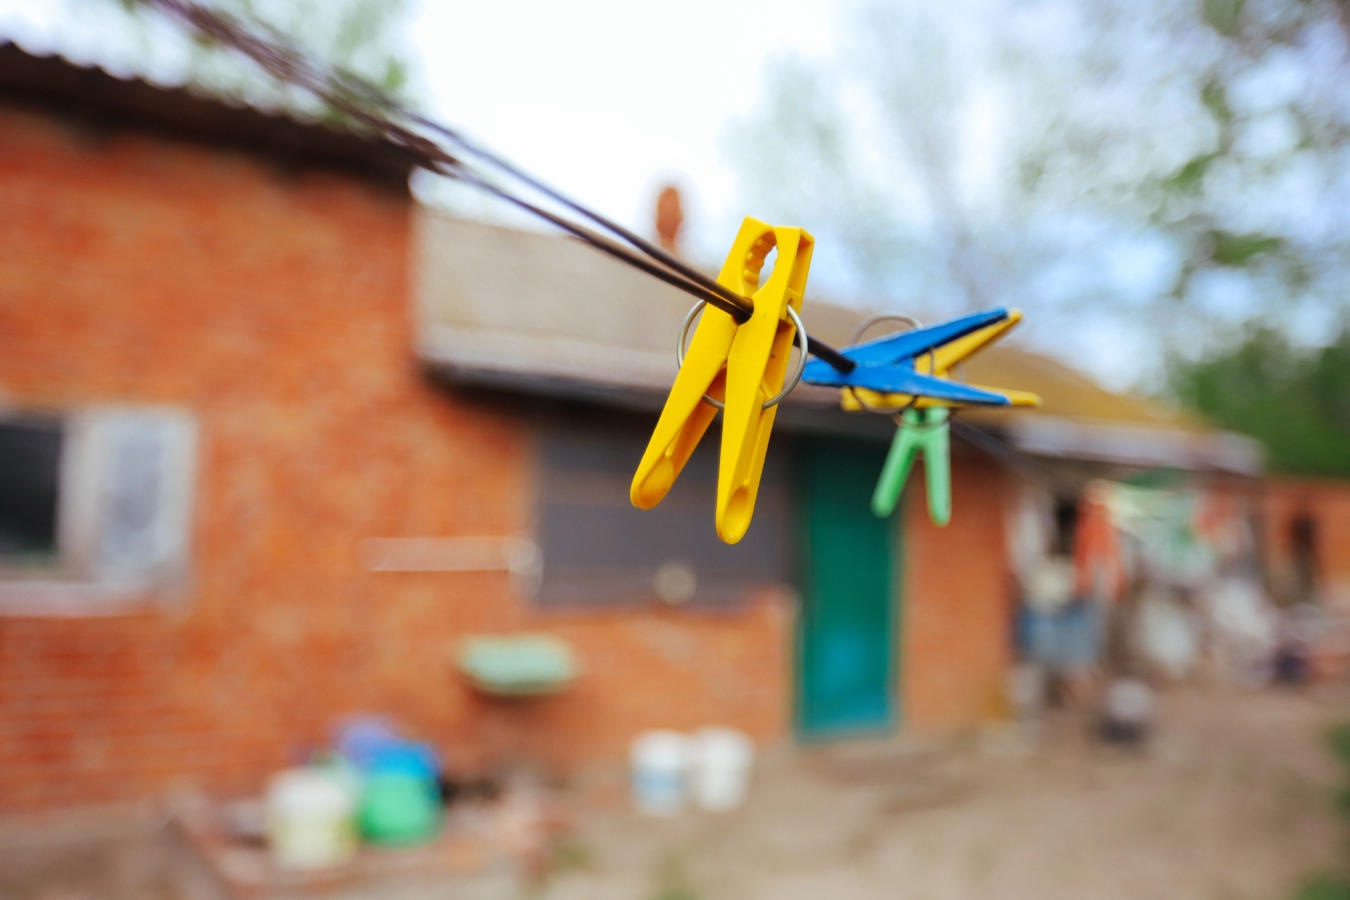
802 332 857 373
144 0 856 374
451 168 749 317
408 115 756 314
389 106 856 371
448 170 826 359
324 69 758 319
949 419 1058 487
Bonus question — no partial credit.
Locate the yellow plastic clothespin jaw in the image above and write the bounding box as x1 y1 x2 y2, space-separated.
631 217 813 544
840 310 1041 411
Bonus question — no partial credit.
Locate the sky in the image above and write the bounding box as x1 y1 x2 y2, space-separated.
0 0 849 259
408 1 1012 274
407 0 847 258
0 0 1021 300
0 0 1154 389
2 0 1340 391
402 0 1160 388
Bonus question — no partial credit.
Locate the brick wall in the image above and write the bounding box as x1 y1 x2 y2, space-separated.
0 104 791 813
1263 477 1350 608
901 453 1011 730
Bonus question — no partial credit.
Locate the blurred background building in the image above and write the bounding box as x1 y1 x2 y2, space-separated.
6 38 1342 817
4 1 1350 896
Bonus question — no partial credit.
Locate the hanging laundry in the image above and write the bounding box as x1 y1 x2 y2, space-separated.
1074 481 1128 604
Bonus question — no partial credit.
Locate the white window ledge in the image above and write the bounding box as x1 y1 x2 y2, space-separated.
0 578 175 617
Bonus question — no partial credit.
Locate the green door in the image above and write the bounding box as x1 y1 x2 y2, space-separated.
796 438 898 738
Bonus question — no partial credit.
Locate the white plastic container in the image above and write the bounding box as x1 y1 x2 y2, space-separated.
264 768 358 870
629 730 691 816
689 727 754 812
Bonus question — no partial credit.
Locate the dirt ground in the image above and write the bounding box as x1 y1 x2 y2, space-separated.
2 684 1347 900
538 685 1350 900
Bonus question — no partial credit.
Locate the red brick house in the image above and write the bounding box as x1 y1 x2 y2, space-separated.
1263 479 1350 606
0 45 807 814
0 44 1265 815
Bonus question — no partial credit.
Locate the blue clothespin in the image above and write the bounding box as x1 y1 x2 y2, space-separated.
808 308 1042 525
801 308 1018 406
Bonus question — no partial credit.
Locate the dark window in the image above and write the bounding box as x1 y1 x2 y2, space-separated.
0 416 64 565
1290 512 1318 604
535 414 793 609
1050 495 1078 557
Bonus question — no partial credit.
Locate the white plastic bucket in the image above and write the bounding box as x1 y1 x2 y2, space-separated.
265 768 358 870
689 727 753 812
629 730 691 816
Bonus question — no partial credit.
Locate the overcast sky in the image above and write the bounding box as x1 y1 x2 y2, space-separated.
0 0 850 256
2 0 1160 386
412 0 844 245
7 0 1326 391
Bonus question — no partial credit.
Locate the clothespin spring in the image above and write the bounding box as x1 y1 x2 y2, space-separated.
836 314 953 524
843 314 936 416
676 301 809 410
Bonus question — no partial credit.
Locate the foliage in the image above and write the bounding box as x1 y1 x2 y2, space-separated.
1168 325 1350 476
95 0 412 115
1046 0 1350 306
1328 721 1350 819
1288 722 1350 898
1328 721 1350 767
1294 873 1350 900
728 0 1350 366
649 852 700 900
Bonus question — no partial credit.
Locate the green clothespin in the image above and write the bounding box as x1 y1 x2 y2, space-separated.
872 408 950 525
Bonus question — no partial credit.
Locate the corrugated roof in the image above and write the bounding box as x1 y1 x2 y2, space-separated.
415 210 1262 475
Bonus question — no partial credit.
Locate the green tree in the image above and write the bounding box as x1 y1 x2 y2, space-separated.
1167 324 1350 476
80 0 412 115
728 0 1350 371
1290 721 1350 899
1028 0 1350 308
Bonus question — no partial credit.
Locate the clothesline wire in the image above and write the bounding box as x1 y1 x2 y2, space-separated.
119 3 1097 517
948 419 1059 489
142 0 857 374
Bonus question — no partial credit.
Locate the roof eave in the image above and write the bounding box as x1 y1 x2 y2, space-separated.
0 41 420 189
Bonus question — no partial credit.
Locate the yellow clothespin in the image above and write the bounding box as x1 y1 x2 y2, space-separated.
840 310 1041 411
631 217 813 544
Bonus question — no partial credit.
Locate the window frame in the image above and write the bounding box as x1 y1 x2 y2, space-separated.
528 410 795 612
0 404 197 616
